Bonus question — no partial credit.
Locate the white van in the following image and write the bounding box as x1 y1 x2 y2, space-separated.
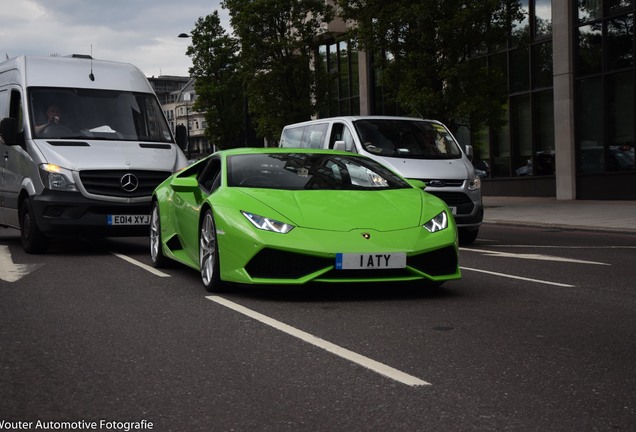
279 116 483 244
0 55 188 253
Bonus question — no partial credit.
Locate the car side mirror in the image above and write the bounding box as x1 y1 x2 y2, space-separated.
170 176 199 192
407 179 426 189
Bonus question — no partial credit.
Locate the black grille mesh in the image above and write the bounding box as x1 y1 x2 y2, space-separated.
245 246 458 280
426 191 475 215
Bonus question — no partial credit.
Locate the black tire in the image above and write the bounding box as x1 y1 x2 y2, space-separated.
458 228 479 245
20 198 49 254
199 209 225 292
149 201 169 268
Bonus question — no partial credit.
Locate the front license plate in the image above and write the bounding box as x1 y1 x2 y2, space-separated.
107 214 150 225
335 253 407 270
449 206 457 215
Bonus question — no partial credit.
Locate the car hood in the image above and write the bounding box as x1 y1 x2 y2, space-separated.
370 156 470 180
236 188 425 232
34 139 184 171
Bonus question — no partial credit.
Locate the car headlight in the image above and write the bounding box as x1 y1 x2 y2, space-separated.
39 164 78 192
423 211 449 233
241 211 295 234
467 174 481 191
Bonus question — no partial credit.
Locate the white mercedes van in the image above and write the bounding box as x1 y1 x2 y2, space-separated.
280 116 483 244
0 55 188 253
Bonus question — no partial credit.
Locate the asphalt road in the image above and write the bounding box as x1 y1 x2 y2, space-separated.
1 224 635 432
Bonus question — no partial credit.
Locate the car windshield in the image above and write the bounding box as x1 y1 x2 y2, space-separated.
227 153 412 190
354 119 463 159
29 87 173 142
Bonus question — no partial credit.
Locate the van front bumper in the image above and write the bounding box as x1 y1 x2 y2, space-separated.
31 190 151 237
424 190 483 228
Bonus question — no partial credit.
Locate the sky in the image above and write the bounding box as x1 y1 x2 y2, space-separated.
0 0 230 77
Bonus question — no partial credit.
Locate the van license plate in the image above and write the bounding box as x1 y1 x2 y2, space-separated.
335 253 406 270
107 215 150 225
449 206 457 215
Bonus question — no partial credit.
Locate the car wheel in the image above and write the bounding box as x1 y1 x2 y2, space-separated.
20 198 49 254
200 209 224 292
458 228 479 245
149 201 169 268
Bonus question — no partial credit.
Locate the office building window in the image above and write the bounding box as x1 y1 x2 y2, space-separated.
576 2 636 174
316 39 360 117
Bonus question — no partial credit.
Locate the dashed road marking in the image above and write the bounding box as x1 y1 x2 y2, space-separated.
207 295 431 387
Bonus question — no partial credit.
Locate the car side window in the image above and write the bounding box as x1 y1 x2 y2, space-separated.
199 157 221 193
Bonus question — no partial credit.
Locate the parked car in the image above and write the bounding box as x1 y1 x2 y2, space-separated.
150 148 461 291
279 116 483 244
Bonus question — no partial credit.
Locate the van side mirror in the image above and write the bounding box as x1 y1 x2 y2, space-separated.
333 140 353 152
464 144 474 161
0 117 18 146
175 124 188 150
406 179 426 189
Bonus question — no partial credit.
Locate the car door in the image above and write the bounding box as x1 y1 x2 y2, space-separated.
173 156 221 264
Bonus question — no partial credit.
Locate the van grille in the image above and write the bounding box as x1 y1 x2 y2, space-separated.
425 191 475 215
420 179 465 187
79 170 171 198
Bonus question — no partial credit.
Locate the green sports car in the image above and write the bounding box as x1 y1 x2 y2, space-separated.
150 148 461 291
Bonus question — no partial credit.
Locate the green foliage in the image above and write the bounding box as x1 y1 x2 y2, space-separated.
337 0 522 131
222 0 334 141
186 11 245 149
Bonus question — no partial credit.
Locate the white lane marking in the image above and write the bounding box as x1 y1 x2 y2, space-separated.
0 245 42 282
111 252 171 277
460 247 609 266
461 266 575 287
207 295 430 387
477 244 636 249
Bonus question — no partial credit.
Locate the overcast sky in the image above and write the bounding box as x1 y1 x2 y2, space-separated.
0 0 229 77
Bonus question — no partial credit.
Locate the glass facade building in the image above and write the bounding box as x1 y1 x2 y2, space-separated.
316 0 636 199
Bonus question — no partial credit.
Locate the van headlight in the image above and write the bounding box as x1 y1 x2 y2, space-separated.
468 174 481 191
39 164 78 192
423 211 449 233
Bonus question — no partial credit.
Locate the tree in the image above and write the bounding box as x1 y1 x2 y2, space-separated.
186 11 246 149
336 0 522 132
222 0 334 141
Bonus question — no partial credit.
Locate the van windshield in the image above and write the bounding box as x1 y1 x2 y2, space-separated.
353 119 463 159
29 88 173 142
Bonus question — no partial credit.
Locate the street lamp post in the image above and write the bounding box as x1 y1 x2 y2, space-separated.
184 92 191 158
178 32 191 158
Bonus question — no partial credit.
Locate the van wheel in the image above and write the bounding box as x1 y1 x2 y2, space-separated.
458 228 479 245
20 198 49 254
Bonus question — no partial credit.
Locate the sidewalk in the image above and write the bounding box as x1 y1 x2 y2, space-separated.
482 196 636 234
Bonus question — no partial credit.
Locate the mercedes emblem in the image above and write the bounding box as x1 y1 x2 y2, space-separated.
120 173 139 192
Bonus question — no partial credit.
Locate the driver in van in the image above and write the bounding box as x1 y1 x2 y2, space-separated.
34 104 63 135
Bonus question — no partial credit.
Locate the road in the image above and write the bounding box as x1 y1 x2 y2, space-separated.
1 224 635 432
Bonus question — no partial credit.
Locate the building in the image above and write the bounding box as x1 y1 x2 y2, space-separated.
315 0 635 200
148 76 210 159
